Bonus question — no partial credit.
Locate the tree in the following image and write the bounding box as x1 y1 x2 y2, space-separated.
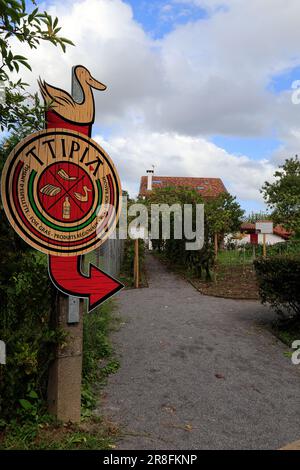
0 0 74 133
243 211 271 224
205 193 244 254
261 156 300 235
140 186 244 278
141 185 204 253
206 193 244 237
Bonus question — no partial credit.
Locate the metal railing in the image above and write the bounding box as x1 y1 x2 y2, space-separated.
83 231 125 278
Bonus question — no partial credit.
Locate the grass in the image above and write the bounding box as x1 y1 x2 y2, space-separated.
81 299 121 420
217 248 254 266
0 299 121 450
272 319 300 347
0 416 118 450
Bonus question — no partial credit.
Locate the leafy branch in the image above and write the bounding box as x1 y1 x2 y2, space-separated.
0 0 74 133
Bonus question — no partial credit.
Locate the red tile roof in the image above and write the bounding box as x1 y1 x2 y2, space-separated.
273 225 292 240
240 222 256 232
139 176 227 198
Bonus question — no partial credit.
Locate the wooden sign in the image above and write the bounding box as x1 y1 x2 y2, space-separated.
255 221 273 234
1 65 123 311
1 129 120 256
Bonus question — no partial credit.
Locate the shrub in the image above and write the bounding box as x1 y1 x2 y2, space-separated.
254 255 300 318
0 250 62 423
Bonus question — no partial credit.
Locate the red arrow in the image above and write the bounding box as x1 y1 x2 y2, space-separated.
49 255 123 312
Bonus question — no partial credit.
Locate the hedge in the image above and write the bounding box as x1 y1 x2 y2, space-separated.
0 250 63 424
254 255 300 318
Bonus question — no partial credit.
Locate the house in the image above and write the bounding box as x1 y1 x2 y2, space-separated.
139 169 227 199
236 221 292 245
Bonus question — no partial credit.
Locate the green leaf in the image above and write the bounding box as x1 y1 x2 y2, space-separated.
27 390 39 399
19 398 33 410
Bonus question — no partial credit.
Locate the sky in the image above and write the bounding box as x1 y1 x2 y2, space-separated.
11 0 300 213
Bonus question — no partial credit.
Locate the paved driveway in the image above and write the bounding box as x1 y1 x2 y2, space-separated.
99 254 300 450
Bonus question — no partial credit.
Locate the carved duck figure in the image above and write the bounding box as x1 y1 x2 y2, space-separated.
38 65 106 125
74 185 92 202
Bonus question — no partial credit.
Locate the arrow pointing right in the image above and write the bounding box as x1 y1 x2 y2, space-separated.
49 255 124 312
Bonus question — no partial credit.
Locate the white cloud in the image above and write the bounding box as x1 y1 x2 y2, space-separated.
94 130 275 202
9 0 300 206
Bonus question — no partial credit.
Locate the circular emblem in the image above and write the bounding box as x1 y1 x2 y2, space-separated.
1 129 121 256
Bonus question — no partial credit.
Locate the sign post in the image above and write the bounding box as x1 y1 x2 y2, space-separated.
1 65 123 422
129 227 145 289
255 221 273 259
263 233 267 258
250 232 258 259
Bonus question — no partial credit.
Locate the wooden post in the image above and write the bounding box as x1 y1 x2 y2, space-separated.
214 232 218 258
213 233 218 283
263 233 267 258
134 239 139 288
47 297 84 423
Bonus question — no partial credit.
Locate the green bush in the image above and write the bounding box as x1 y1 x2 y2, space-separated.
254 255 300 318
0 250 62 424
242 240 300 258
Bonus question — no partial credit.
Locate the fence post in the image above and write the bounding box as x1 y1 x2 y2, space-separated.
263 233 267 257
134 239 139 288
214 232 218 258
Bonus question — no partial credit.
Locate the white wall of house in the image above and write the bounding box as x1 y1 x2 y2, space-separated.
234 233 286 245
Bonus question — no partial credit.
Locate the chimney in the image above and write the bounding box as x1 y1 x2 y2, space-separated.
146 168 154 191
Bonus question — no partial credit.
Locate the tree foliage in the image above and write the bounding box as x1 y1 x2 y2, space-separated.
140 186 244 279
243 211 271 224
0 0 74 132
205 192 244 237
261 156 300 235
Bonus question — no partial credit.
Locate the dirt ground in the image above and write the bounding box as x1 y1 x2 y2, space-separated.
191 264 259 300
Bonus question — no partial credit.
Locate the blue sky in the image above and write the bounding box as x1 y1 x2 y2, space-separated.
268 66 300 94
211 136 282 161
124 0 208 38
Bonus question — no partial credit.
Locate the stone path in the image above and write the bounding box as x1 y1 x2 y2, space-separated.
99 254 300 450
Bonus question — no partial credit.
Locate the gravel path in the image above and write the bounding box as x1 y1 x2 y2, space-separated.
99 253 300 450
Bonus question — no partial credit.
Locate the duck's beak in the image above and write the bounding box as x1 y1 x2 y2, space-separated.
88 75 107 90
